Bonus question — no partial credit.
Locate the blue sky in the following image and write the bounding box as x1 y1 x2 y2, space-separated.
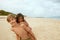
0 0 60 17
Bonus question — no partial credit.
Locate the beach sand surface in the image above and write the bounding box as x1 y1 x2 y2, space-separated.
0 16 60 40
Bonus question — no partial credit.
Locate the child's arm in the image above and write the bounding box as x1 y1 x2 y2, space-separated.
16 34 21 40
11 28 21 40
21 24 36 40
21 22 32 30
11 28 21 38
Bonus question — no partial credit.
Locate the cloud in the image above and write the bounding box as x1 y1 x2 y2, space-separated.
48 0 60 3
0 0 60 17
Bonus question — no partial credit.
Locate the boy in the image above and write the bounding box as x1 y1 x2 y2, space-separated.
7 14 31 40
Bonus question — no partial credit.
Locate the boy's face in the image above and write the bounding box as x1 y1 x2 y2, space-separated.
9 17 16 26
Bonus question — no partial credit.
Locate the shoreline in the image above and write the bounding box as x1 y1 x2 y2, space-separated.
0 16 7 19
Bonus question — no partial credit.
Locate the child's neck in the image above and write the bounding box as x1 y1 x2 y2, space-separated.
12 22 19 28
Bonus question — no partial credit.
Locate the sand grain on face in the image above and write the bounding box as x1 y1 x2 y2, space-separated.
0 17 60 40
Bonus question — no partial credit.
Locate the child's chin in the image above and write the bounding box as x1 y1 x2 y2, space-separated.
12 24 15 26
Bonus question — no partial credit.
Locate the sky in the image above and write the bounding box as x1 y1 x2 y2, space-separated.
0 0 60 17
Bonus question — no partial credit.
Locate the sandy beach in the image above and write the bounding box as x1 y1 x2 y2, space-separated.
0 16 60 40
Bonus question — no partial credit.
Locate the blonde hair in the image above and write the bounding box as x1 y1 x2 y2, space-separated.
7 14 15 22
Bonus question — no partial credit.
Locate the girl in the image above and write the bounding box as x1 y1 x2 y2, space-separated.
16 13 31 30
16 13 36 40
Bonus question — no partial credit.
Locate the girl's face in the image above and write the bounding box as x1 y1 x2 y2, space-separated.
9 17 16 26
18 17 24 22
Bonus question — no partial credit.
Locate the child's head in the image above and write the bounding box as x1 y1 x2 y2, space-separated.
7 14 16 25
7 14 15 22
16 13 25 23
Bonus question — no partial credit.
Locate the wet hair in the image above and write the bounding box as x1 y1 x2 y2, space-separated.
16 13 25 23
7 14 15 22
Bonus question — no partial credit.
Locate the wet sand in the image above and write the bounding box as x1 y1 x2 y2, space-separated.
0 16 60 40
